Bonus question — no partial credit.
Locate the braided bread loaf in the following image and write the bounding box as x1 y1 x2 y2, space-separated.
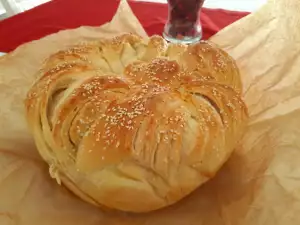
25 33 248 213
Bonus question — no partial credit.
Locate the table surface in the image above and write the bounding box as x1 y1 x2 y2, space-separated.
0 0 250 53
139 0 268 12
0 0 267 18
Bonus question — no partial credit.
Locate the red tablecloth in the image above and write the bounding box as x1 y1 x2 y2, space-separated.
0 0 249 52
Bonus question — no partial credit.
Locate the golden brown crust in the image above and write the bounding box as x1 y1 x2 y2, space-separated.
25 33 248 213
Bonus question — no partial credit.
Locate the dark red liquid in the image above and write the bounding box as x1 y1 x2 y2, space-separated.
167 0 204 38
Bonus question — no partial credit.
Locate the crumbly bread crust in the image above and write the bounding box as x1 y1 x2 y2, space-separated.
25 33 248 212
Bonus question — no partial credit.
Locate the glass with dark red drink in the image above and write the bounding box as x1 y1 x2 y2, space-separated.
163 0 205 44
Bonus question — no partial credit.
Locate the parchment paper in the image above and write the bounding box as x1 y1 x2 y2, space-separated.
1 0 300 224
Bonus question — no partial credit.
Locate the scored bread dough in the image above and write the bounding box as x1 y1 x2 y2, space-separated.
24 33 248 213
